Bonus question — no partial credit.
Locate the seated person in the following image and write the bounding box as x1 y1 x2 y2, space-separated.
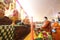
51 22 60 40
0 2 12 25
23 16 30 24
23 16 30 27
12 9 24 25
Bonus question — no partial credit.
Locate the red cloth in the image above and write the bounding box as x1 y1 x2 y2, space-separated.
43 33 47 37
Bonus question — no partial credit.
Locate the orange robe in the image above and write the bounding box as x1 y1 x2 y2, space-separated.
52 22 60 40
42 20 51 32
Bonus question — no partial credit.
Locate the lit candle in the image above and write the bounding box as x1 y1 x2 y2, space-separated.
30 17 34 40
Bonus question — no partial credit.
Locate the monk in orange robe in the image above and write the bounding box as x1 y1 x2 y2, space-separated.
52 22 60 40
42 17 51 33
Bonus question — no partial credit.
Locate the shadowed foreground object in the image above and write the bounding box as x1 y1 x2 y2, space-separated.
14 25 30 40
0 2 12 25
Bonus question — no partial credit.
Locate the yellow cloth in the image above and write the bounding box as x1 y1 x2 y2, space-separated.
24 31 37 40
38 32 43 38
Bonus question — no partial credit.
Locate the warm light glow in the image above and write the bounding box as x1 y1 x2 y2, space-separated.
5 9 13 17
16 0 60 22
16 0 38 22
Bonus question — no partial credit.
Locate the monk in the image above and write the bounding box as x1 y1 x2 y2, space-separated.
52 21 60 40
42 17 52 34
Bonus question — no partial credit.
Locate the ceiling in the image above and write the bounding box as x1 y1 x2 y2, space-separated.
0 0 60 21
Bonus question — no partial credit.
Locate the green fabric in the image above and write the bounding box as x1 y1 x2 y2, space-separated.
47 32 52 40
